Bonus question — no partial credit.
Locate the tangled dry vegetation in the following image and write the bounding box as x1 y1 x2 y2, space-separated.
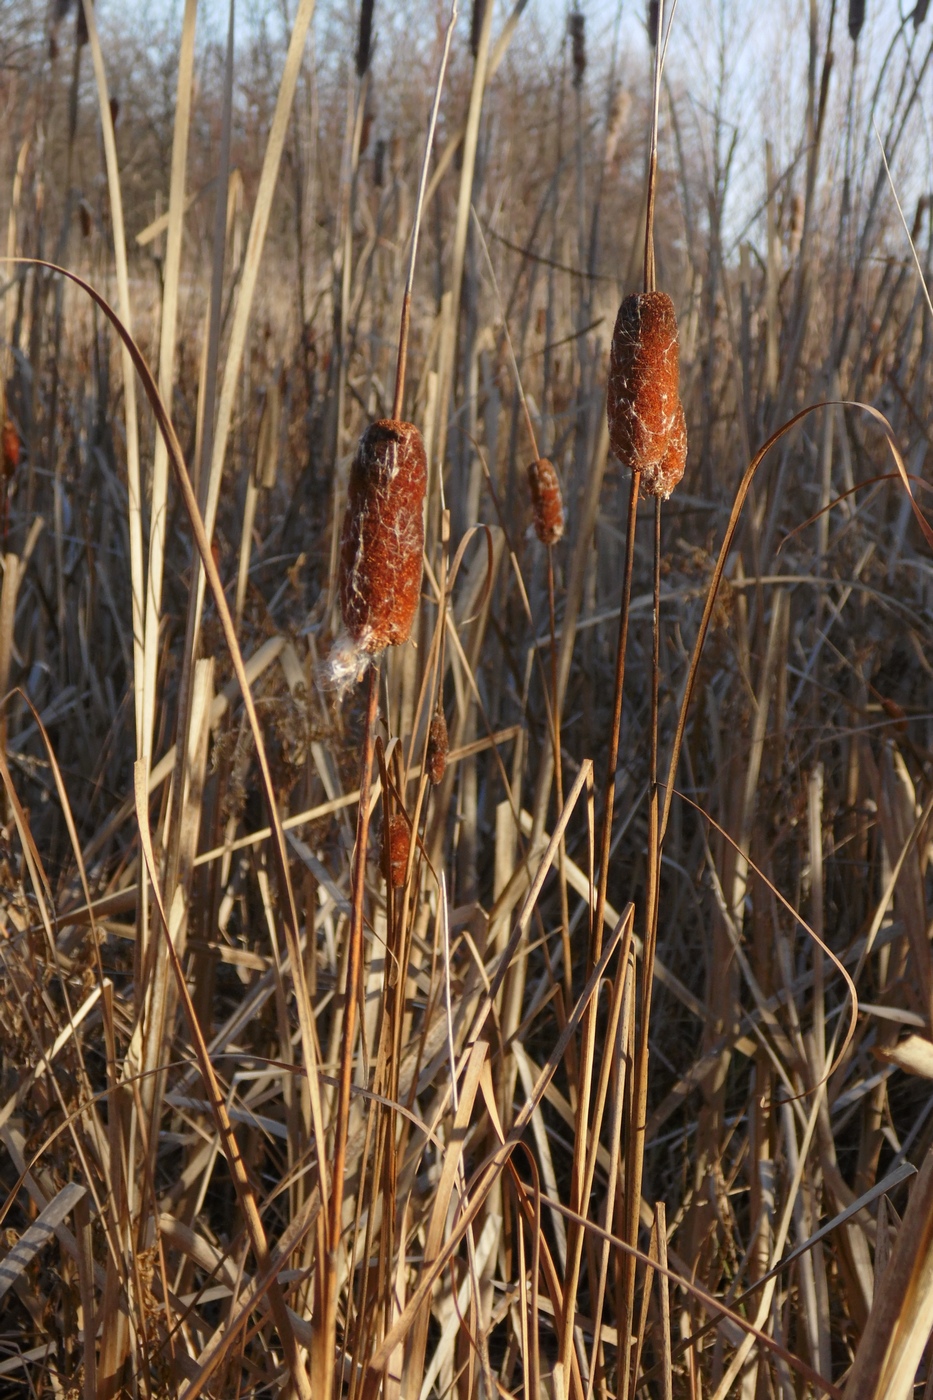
1 0 933 1395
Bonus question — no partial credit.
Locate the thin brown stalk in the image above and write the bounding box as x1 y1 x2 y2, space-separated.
392 0 458 419
323 661 380 1393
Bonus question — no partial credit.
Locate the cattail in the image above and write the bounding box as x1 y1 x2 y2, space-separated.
648 0 660 45
2 420 20 481
328 419 426 691
607 291 686 499
470 0 486 58
356 0 375 76
569 11 586 88
373 138 386 187
385 813 410 888
427 708 449 786
527 458 565 545
76 1 88 46
848 0 865 39
916 0 931 27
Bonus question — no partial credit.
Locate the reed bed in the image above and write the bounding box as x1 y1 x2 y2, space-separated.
0 1 932 1396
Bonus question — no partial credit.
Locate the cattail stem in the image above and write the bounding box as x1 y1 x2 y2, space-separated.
325 660 380 1386
546 546 572 1003
622 496 664 1400
392 1 457 418
643 0 664 292
592 469 640 967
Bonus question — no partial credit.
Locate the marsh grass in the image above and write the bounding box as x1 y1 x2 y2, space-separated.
0 1 932 1396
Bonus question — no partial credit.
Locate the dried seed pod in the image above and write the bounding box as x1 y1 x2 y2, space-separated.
848 0 865 39
644 396 686 501
427 709 449 785
569 11 586 87
1 420 20 480
916 0 931 27
356 0 375 75
470 0 487 57
647 0 660 45
607 291 683 497
328 418 426 690
386 812 410 888
527 458 564 545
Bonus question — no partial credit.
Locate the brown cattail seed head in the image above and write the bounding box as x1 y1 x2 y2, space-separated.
527 458 565 545
330 418 426 689
916 0 931 27
386 813 410 888
1 420 20 480
848 0 865 40
427 709 449 785
356 0 375 75
607 291 685 500
569 11 586 87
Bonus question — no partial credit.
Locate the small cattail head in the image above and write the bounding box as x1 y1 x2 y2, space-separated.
386 812 410 888
427 709 449 785
470 0 487 57
607 291 684 496
328 419 426 691
647 0 660 45
569 11 586 87
644 396 686 501
916 0 931 27
2 420 20 480
848 0 865 39
356 0 375 76
527 458 565 545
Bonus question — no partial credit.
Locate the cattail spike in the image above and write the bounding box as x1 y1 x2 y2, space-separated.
385 813 410 888
2 420 21 480
527 458 565 545
470 0 486 58
648 0 660 45
848 0 865 39
427 709 449 786
356 0 375 76
569 10 586 88
916 0 931 27
607 290 686 499
327 419 426 693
